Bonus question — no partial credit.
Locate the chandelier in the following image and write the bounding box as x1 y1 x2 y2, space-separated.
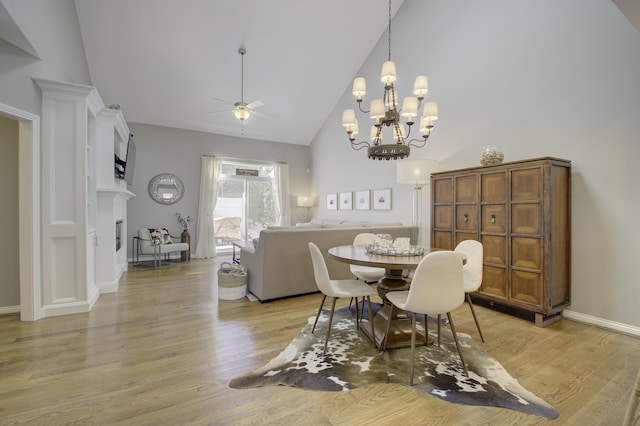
341 0 439 160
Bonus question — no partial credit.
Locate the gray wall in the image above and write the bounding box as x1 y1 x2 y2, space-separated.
0 115 19 307
126 122 312 258
311 0 640 328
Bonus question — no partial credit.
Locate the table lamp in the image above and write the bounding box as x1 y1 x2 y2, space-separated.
297 196 314 222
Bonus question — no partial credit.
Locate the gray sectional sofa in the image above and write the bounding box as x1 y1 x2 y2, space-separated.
240 223 417 301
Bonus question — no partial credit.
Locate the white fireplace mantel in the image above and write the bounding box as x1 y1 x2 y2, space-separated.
35 78 135 318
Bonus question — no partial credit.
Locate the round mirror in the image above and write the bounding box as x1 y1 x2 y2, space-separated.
148 173 184 205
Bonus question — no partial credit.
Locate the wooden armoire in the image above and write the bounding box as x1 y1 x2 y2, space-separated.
431 157 571 326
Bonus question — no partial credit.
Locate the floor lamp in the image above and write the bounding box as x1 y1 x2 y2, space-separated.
297 196 314 222
397 159 439 247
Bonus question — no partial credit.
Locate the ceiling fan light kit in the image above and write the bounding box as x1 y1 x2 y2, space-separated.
342 0 439 160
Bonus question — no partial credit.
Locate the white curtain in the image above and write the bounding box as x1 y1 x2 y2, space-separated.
274 162 290 226
193 156 222 258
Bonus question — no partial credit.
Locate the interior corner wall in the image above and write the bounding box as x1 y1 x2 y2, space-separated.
125 122 312 259
310 0 640 328
0 115 20 308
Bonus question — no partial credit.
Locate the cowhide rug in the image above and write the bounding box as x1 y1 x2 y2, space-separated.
229 305 558 420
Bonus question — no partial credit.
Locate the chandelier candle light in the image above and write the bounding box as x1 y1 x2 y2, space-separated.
342 0 438 160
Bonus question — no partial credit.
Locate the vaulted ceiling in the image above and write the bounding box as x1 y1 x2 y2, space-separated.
2 1 638 146
74 0 404 146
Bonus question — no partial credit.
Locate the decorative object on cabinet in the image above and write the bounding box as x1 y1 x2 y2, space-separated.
355 190 371 210
373 188 392 210
480 145 504 166
431 157 571 327
339 192 353 210
341 0 438 160
326 193 338 210
148 173 184 205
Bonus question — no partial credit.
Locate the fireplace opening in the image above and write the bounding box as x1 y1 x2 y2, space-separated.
116 220 123 251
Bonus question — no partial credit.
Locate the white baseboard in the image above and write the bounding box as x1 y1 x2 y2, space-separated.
0 305 20 315
563 309 640 337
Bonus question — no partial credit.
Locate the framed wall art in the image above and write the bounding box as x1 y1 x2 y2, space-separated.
355 190 370 210
339 192 353 210
326 193 338 210
373 188 392 210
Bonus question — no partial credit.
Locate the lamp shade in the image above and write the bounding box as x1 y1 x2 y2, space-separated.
342 109 356 127
352 77 366 98
422 101 439 121
297 196 314 207
413 75 428 96
380 61 397 84
397 159 439 185
400 96 419 118
370 99 385 119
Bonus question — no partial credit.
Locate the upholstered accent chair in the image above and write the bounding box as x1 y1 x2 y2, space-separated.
134 228 189 268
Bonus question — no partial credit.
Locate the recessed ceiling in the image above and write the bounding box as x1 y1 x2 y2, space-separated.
74 0 404 146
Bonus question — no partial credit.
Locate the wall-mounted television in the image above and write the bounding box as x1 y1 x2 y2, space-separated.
124 134 136 186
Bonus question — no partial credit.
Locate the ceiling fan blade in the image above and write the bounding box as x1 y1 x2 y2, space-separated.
247 100 264 109
213 97 234 106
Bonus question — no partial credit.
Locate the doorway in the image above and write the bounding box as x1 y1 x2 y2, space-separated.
0 102 41 321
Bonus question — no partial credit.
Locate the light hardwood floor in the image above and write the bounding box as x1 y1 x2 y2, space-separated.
1 259 638 425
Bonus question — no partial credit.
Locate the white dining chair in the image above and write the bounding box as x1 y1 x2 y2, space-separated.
308 242 376 355
385 250 469 385
350 233 386 283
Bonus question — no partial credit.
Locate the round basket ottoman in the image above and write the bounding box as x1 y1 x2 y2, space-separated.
218 262 247 300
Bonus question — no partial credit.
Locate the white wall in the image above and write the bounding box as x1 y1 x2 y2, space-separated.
126 122 312 258
311 0 640 328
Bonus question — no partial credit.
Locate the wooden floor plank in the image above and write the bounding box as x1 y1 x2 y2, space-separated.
0 258 638 425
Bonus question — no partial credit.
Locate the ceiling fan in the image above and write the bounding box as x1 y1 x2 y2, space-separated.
213 47 264 122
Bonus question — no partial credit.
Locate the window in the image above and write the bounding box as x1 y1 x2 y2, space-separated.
213 160 277 250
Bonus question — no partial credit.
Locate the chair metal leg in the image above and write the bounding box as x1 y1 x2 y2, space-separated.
312 295 327 333
466 293 485 342
410 312 417 386
354 296 360 328
323 297 338 355
437 314 442 347
447 312 469 377
423 315 429 346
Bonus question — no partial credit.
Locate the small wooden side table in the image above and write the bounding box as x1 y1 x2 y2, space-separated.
231 240 246 264
181 230 191 261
